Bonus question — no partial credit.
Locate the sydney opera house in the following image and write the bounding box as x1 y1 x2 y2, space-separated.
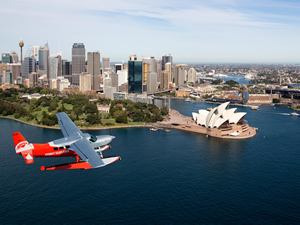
162 102 257 139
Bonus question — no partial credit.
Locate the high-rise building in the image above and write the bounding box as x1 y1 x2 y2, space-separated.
129 54 137 61
102 57 110 74
3 70 12 83
29 72 40 87
128 56 142 94
21 56 36 79
10 52 18 63
38 43 50 75
187 68 197 83
160 71 170 90
175 64 189 86
165 62 172 84
0 64 8 76
142 56 157 73
79 72 91 92
87 51 100 90
63 61 72 75
115 64 123 74
147 71 157 93
103 76 112 93
7 63 22 82
48 51 62 79
162 54 173 71
72 43 85 75
2 53 12 64
142 62 149 84
117 70 127 87
32 46 40 62
156 59 162 82
110 73 119 92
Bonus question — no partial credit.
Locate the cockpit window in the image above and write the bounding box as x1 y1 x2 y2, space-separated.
89 135 97 142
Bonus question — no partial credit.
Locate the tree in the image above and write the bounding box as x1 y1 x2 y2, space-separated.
211 78 222 85
161 107 168 116
48 102 58 112
86 114 101 125
84 102 98 114
225 80 239 87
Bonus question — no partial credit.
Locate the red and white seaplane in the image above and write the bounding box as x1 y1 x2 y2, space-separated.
12 112 120 171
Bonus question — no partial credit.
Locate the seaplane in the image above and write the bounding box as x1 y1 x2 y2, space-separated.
12 112 120 171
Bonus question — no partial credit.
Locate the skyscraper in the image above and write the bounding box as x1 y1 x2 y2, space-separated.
38 43 50 75
156 59 162 82
2 53 12 64
128 55 142 94
10 52 18 63
162 54 173 71
102 57 110 74
72 43 85 75
115 64 123 74
142 62 149 84
21 55 35 79
147 71 157 93
32 46 40 62
165 62 172 83
48 51 62 79
79 72 92 92
187 68 197 83
160 71 170 90
175 64 189 86
87 51 100 90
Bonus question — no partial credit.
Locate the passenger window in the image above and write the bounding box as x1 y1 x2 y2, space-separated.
65 145 70 149
53 147 58 150
59 147 64 150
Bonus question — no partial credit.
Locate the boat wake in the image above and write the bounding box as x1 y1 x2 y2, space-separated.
277 113 291 116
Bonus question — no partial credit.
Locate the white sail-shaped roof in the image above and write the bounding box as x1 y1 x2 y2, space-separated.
229 112 246 124
192 112 198 121
192 102 247 128
214 108 237 128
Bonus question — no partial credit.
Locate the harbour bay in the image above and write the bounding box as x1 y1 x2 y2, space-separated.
0 99 300 224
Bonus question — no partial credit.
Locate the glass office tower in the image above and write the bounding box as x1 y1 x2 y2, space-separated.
128 60 142 93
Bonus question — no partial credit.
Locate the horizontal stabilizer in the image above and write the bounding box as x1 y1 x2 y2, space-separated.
21 150 34 164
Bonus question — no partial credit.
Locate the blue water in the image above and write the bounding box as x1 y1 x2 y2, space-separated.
221 75 250 85
1 100 300 224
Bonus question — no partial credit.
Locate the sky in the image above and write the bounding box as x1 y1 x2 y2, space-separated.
1 0 300 63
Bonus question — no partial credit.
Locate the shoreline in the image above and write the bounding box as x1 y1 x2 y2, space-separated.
0 116 152 130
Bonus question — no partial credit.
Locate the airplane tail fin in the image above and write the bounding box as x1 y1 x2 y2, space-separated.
12 132 34 164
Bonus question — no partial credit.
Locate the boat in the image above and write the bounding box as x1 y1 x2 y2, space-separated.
184 98 191 102
163 128 171 133
291 112 299 117
207 108 212 111
251 106 259 110
150 127 158 131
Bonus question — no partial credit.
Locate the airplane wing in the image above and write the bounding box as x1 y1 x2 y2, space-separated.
70 138 105 168
56 112 83 137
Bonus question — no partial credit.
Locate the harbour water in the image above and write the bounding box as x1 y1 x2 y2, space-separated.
0 100 300 224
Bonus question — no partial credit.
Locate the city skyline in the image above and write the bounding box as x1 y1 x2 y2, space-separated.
1 0 300 63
